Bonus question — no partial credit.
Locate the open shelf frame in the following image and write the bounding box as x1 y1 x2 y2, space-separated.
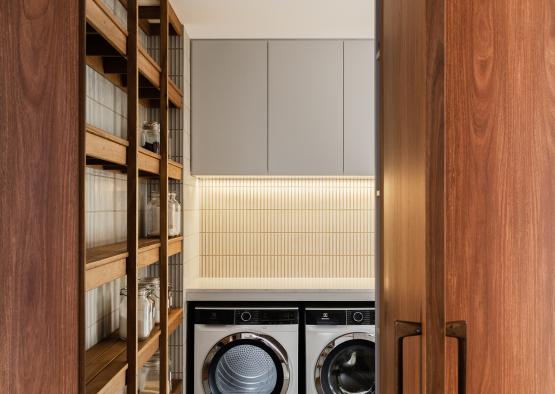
85 0 183 108
84 308 184 393
82 0 184 392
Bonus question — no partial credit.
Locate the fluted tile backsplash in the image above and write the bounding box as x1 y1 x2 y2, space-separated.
199 178 375 278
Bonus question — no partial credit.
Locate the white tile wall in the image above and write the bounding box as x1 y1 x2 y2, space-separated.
85 167 127 349
101 0 127 28
86 66 127 139
198 178 375 278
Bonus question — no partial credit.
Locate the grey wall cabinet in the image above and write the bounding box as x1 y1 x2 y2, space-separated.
268 40 344 175
344 40 375 175
191 40 268 175
191 39 375 176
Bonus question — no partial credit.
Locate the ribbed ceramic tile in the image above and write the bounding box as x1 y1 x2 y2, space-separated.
199 178 375 278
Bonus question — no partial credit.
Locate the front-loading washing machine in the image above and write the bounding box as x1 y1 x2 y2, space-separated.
194 306 299 393
306 307 376 394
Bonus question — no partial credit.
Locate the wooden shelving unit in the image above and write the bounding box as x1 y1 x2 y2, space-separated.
82 0 185 392
85 308 184 394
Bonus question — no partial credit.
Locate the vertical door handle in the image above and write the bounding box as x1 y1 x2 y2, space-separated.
446 321 467 394
394 320 422 394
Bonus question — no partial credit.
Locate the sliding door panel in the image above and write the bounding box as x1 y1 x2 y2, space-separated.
445 0 555 392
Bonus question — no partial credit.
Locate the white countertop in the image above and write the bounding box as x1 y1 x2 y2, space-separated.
185 277 375 301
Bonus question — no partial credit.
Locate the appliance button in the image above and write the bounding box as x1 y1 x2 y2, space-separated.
240 311 252 322
353 311 364 323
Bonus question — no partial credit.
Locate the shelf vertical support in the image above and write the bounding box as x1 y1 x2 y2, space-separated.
79 0 87 393
126 0 139 392
160 0 170 392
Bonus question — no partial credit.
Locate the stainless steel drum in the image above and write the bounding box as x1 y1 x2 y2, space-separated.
203 332 290 394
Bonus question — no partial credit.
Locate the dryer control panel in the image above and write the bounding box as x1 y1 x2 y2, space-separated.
195 307 299 325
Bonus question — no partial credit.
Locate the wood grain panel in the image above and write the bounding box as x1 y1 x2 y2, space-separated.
0 0 80 392
444 0 555 392
380 0 426 391
380 0 445 392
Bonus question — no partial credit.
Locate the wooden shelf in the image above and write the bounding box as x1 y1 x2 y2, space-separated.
86 0 183 107
85 125 128 167
138 308 184 373
86 236 183 291
86 124 183 181
85 308 184 394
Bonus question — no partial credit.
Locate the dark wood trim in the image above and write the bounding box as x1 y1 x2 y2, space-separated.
79 0 87 391
159 0 170 392
126 0 139 392
424 0 445 392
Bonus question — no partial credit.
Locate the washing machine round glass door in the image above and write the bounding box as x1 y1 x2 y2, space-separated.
203 332 290 394
315 332 375 394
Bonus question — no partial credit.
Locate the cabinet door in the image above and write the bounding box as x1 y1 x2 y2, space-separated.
344 40 375 175
192 40 268 175
268 40 343 175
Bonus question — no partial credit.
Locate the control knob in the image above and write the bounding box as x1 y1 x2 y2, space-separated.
353 311 364 323
240 311 252 322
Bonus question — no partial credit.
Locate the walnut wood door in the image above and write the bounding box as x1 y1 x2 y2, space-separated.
380 0 445 392
382 0 555 393
0 1 82 392
444 0 555 392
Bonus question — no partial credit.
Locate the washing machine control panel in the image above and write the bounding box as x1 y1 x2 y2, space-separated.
306 310 347 325
306 308 375 325
347 309 375 325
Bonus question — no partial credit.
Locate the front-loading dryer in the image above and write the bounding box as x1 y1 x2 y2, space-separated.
306 307 376 394
194 307 299 394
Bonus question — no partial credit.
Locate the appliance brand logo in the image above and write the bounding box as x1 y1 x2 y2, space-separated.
322 312 329 320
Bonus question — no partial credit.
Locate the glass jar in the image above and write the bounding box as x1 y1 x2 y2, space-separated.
142 121 160 154
139 277 174 325
139 352 172 393
119 285 155 341
168 193 182 237
146 192 161 238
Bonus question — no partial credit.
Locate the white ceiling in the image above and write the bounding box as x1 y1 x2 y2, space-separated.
171 0 375 39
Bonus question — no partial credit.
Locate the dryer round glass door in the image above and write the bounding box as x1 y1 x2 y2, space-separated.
315 333 375 394
203 332 290 394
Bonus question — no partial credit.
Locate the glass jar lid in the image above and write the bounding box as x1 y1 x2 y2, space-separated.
120 286 151 297
143 121 160 132
140 277 160 288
